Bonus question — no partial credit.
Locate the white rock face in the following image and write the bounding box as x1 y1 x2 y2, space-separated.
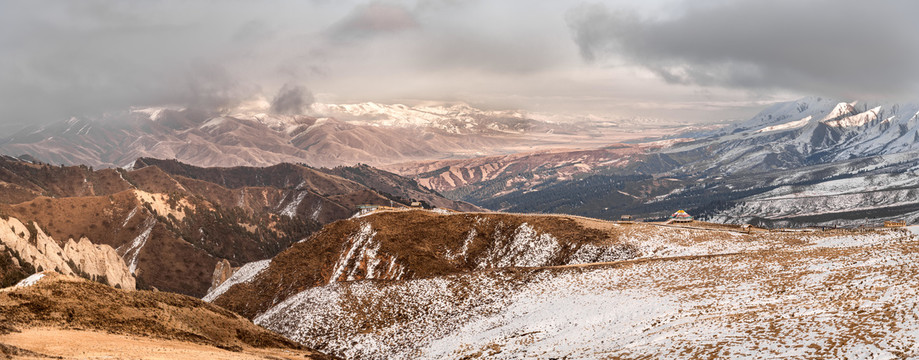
0 217 135 290
63 237 136 290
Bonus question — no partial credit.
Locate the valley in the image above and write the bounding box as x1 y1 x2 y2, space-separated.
0 155 473 297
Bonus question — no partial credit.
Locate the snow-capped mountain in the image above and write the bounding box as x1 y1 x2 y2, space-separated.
313 102 549 135
665 97 919 175
0 101 651 169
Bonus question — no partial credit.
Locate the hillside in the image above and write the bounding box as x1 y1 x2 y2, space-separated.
207 209 796 318
206 209 918 358
0 273 334 359
211 210 761 318
318 164 481 212
0 156 464 297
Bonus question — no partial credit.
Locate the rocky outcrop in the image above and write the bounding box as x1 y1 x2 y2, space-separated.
207 259 234 294
63 237 136 290
0 217 135 290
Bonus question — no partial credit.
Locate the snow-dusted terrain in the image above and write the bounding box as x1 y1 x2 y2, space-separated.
244 213 916 359
665 97 919 175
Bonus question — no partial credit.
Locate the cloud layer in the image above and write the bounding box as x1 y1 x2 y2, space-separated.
4 0 918 131
567 0 919 98
0 0 583 128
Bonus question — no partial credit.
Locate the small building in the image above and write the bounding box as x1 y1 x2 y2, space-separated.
410 201 423 208
670 210 694 223
884 220 907 228
356 204 380 216
618 215 634 224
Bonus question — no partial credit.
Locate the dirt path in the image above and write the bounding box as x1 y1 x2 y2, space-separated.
544 251 745 270
648 223 748 235
0 328 321 360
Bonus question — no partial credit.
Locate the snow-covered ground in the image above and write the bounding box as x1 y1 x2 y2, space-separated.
254 226 919 359
14 273 46 288
711 171 919 225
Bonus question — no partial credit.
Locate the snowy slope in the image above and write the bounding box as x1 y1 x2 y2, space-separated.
663 97 919 175
255 228 916 359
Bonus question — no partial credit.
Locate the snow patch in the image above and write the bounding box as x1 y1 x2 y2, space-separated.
756 115 812 133
203 259 271 302
120 218 155 274
121 207 138 228
280 192 307 218
328 223 404 283
15 273 45 288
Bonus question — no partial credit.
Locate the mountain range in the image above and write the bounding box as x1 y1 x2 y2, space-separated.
0 155 474 297
5 94 919 357
0 102 660 169
383 97 919 227
5 96 919 227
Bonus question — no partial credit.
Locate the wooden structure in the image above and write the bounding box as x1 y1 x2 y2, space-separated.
410 201 423 208
618 215 634 224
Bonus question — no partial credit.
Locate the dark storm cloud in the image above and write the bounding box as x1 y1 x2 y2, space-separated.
567 0 919 98
270 84 315 115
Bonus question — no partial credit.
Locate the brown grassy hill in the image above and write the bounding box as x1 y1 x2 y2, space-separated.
0 273 336 359
0 190 291 297
0 156 468 297
214 210 756 318
211 209 852 320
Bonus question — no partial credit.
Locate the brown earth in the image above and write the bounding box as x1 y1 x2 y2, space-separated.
0 273 336 359
0 329 329 360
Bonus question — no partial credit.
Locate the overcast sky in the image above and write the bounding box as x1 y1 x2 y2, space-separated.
2 0 918 131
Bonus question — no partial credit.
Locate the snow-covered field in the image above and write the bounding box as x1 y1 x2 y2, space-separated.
254 226 919 359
